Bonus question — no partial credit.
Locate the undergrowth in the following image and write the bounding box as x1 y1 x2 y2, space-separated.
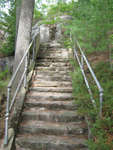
71 59 113 150
0 68 11 95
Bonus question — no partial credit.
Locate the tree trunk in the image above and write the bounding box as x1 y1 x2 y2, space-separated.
16 0 22 43
14 0 35 71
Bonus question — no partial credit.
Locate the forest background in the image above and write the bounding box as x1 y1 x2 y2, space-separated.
0 0 113 149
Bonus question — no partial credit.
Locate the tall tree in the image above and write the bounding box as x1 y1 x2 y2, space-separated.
15 0 22 42
14 0 35 71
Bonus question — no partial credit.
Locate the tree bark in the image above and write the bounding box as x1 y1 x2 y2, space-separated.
16 0 22 43
14 0 35 71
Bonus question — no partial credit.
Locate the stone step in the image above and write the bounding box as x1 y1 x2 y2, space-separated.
35 66 72 72
19 120 87 136
16 134 88 150
29 87 72 93
32 80 72 87
38 56 69 60
34 70 71 76
36 65 71 68
36 61 71 67
38 51 69 59
25 99 76 110
39 50 69 57
35 73 71 77
36 58 69 63
14 40 88 150
40 48 68 52
22 108 83 122
27 91 73 101
39 42 61 49
16 146 88 150
34 75 71 82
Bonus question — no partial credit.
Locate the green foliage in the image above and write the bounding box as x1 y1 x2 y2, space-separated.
68 1 113 148
33 1 44 22
0 1 16 56
47 2 72 17
41 19 57 25
69 0 113 54
41 1 73 24
34 8 43 21
71 60 113 149
0 68 10 91
70 61 95 116
63 39 72 48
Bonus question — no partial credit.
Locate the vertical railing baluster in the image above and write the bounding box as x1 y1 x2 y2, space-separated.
4 87 11 145
72 34 103 117
99 91 103 118
24 54 28 88
81 55 84 69
32 39 36 62
3 31 39 146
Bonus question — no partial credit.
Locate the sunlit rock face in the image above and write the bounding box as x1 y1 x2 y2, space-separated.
55 23 62 41
58 15 72 20
55 15 72 41
33 15 72 43
40 25 50 43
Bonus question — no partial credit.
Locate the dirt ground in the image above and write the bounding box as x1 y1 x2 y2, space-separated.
88 50 109 66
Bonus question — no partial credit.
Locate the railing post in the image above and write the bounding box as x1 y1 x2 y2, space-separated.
4 87 11 145
81 55 84 69
73 37 104 118
99 91 103 118
24 55 28 88
32 39 36 62
3 32 39 146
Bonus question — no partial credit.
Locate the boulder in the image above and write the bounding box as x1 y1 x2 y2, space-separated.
55 23 62 41
58 15 72 21
40 25 50 43
55 15 72 41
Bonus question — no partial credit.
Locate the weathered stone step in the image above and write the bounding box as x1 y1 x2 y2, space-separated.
35 66 72 72
25 99 75 110
32 80 72 87
36 65 71 68
35 73 71 77
36 61 70 67
38 56 69 60
22 108 83 122
39 51 69 57
19 120 87 136
30 87 72 93
37 58 69 63
34 70 71 76
16 134 87 150
14 39 88 150
35 75 71 82
48 41 62 48
38 51 69 59
40 48 68 53
27 92 73 101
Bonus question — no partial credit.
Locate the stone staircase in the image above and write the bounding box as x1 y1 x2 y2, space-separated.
15 41 88 150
